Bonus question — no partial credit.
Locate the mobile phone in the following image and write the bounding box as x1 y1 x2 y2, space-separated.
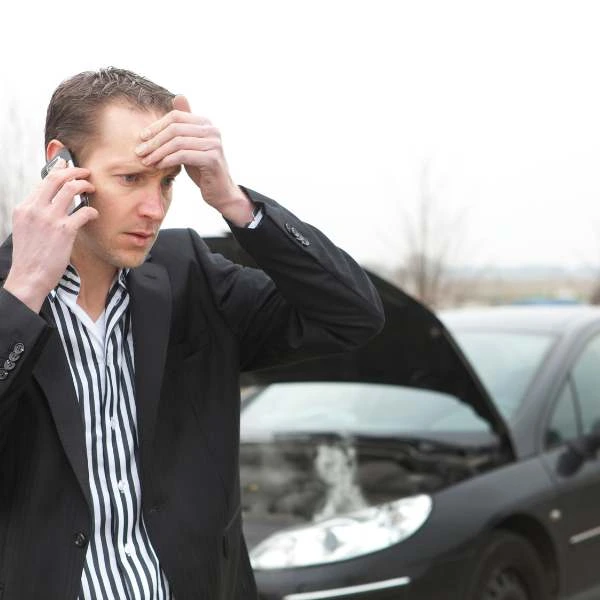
40 148 89 215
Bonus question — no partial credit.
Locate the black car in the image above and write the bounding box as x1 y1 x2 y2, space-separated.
236 273 600 600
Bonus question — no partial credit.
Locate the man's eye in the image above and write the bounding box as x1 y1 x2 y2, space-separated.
162 177 176 188
121 174 140 184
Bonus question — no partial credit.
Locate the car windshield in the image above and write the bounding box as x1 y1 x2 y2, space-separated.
240 332 555 436
448 330 555 419
241 382 492 435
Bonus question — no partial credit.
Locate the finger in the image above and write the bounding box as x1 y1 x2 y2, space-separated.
173 94 192 113
51 179 95 214
67 206 99 230
144 138 219 167
137 125 220 162
39 166 91 204
136 123 218 157
155 149 216 170
140 107 210 142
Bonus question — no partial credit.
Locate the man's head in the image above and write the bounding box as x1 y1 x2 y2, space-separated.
45 68 182 271
45 67 174 164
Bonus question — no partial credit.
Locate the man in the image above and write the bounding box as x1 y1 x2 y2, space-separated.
0 67 384 600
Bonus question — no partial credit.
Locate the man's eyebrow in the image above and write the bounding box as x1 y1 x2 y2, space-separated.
107 162 182 177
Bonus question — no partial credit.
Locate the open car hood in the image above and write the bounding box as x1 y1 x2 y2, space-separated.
205 235 514 456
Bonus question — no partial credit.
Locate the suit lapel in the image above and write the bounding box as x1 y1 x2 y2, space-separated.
127 261 172 488
0 238 93 506
33 306 92 508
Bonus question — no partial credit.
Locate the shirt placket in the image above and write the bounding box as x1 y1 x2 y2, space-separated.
103 284 141 596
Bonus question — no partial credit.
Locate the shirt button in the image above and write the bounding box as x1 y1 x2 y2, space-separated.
74 532 88 548
117 480 126 493
110 417 118 430
124 542 133 556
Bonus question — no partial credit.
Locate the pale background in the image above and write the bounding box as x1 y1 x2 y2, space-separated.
2 0 600 271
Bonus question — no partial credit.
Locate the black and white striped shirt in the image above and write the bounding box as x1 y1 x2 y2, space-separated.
48 265 172 600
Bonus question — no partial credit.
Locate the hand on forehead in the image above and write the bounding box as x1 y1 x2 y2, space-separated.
134 95 219 170
139 95 209 141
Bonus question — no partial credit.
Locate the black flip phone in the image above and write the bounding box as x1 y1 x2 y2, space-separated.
41 148 89 215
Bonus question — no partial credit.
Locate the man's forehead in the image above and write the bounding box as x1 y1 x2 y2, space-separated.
85 102 167 164
96 102 165 141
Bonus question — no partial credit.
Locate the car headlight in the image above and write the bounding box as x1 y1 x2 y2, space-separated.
249 494 432 569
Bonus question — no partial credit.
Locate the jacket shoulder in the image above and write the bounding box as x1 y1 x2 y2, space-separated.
150 228 209 263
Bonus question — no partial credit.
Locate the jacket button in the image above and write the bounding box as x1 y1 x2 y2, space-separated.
284 223 293 233
74 532 88 548
3 360 15 371
8 351 20 362
0 369 7 381
13 343 25 355
301 239 311 246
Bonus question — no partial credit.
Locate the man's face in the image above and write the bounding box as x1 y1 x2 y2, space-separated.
72 102 181 270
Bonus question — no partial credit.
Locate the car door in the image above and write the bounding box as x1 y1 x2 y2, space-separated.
541 333 600 598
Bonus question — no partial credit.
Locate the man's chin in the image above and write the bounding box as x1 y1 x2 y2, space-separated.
118 252 150 269
108 248 151 270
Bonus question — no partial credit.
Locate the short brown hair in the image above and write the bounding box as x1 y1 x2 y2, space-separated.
45 67 174 161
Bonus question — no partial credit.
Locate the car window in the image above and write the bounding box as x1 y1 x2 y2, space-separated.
449 331 555 419
545 378 580 449
571 335 600 435
240 382 491 435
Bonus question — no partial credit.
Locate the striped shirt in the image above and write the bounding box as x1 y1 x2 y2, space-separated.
48 265 172 600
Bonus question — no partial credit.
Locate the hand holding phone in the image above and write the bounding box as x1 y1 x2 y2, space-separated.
41 148 89 215
3 151 97 314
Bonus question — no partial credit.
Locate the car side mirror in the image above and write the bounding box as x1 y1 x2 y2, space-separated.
557 431 600 476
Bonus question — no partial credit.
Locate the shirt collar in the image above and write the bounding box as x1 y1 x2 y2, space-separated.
49 264 130 302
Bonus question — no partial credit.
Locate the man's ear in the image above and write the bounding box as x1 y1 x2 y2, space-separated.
46 139 66 162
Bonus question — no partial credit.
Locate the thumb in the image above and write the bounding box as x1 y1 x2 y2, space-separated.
173 94 191 113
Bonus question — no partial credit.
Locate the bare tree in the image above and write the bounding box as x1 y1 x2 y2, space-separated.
0 102 39 241
392 161 473 308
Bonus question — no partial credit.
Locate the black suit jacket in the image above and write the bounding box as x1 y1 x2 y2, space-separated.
0 189 384 599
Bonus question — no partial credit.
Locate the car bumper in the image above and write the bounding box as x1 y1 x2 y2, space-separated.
282 576 412 599
254 551 471 600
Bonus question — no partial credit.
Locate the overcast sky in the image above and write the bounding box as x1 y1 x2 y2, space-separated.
2 0 600 270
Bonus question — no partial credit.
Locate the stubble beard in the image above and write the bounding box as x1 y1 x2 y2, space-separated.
73 230 155 272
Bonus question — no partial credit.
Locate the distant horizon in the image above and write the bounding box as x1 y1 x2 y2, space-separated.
364 260 600 279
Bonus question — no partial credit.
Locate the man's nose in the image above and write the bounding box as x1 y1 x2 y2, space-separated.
138 185 167 221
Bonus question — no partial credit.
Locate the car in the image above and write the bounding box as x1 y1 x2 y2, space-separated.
234 272 600 600
202 236 600 599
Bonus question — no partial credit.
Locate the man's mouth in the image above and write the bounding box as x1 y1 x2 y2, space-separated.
124 231 155 246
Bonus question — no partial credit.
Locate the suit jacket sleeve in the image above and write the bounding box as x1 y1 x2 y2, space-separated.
0 287 52 453
189 187 385 371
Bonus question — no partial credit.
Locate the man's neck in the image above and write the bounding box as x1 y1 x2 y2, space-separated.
70 256 119 322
